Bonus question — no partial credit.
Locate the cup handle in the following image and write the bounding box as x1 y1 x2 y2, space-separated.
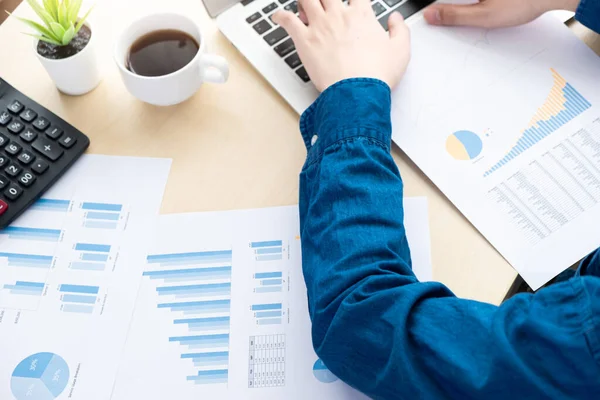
200 54 230 84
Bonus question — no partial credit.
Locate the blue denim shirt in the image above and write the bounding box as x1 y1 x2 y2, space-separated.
297 7 600 398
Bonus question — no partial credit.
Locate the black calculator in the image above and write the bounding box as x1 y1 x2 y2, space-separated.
0 78 90 228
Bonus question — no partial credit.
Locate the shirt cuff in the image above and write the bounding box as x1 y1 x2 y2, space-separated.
575 0 600 32
299 78 392 164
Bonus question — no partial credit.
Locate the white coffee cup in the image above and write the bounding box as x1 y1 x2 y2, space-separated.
114 13 229 106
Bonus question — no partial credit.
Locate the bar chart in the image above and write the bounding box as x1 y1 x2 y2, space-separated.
2 281 44 296
81 202 124 230
484 69 592 176
253 272 283 293
0 227 62 242
251 240 283 262
248 334 286 388
70 243 112 272
0 279 46 311
144 249 233 386
59 284 99 315
31 198 71 212
251 303 283 325
0 252 54 269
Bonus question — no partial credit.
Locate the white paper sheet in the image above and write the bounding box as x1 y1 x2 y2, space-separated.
0 155 171 400
393 14 600 289
113 199 432 399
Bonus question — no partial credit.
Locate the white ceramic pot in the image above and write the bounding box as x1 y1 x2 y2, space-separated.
35 22 102 96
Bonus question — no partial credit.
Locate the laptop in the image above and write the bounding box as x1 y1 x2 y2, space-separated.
209 0 575 114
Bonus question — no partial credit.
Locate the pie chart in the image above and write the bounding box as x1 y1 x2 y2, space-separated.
446 130 483 160
11 353 70 400
313 359 338 383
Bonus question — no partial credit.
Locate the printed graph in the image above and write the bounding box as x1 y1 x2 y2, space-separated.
59 284 99 314
251 303 283 325
253 272 283 293
313 359 338 384
0 227 62 242
11 352 69 400
144 249 233 386
3 281 44 296
251 240 283 262
70 243 111 271
30 198 71 213
0 252 54 269
484 69 592 176
248 334 286 388
81 202 123 230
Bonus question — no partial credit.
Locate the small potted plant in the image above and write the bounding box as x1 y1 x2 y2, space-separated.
7 0 100 95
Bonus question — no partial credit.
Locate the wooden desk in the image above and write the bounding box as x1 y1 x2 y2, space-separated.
0 1 598 305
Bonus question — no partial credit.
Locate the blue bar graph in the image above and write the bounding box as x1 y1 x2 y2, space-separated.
261 279 282 286
59 284 99 295
251 240 282 248
156 283 231 297
255 286 282 293
158 299 230 313
255 311 282 318
258 318 282 325
255 247 282 254
143 267 232 282
3 281 44 296
85 212 120 221
174 316 230 331
62 304 94 314
147 251 233 266
186 369 228 385
0 252 53 269
75 243 111 253
484 69 592 177
81 202 122 212
181 351 229 367
81 253 109 262
0 227 61 242
254 272 282 279
251 303 282 311
61 294 96 304
31 198 70 212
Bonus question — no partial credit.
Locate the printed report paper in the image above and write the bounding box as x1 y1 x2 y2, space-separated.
0 155 171 400
394 15 600 289
113 199 431 399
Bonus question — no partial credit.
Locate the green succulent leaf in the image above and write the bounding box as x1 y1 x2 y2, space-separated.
74 5 94 34
58 1 70 29
61 23 75 45
25 32 62 46
67 0 82 23
12 15 60 42
49 21 65 39
26 0 53 28
42 0 58 20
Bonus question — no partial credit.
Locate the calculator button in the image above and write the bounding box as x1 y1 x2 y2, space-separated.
20 128 37 142
5 163 21 177
17 171 36 187
32 117 50 131
17 151 35 165
253 20 272 35
264 27 288 46
246 12 261 24
372 2 385 16
284 52 301 69
20 109 37 122
274 38 295 57
0 133 8 147
0 111 11 126
32 137 64 161
0 175 8 189
31 160 49 174
278 0 289 3
7 120 24 134
295 66 311 82
0 156 8 168
4 184 22 201
0 199 7 215
59 134 76 148
262 2 278 13
46 126 63 139
8 100 24 114
5 142 21 155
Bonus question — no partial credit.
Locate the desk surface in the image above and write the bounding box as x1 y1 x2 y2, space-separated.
0 0 599 305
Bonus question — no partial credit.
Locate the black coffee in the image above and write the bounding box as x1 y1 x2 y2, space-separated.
126 30 200 77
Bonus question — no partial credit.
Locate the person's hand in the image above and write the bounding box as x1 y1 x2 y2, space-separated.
423 0 580 28
272 0 410 92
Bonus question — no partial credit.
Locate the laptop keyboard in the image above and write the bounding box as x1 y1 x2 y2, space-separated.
244 0 435 84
